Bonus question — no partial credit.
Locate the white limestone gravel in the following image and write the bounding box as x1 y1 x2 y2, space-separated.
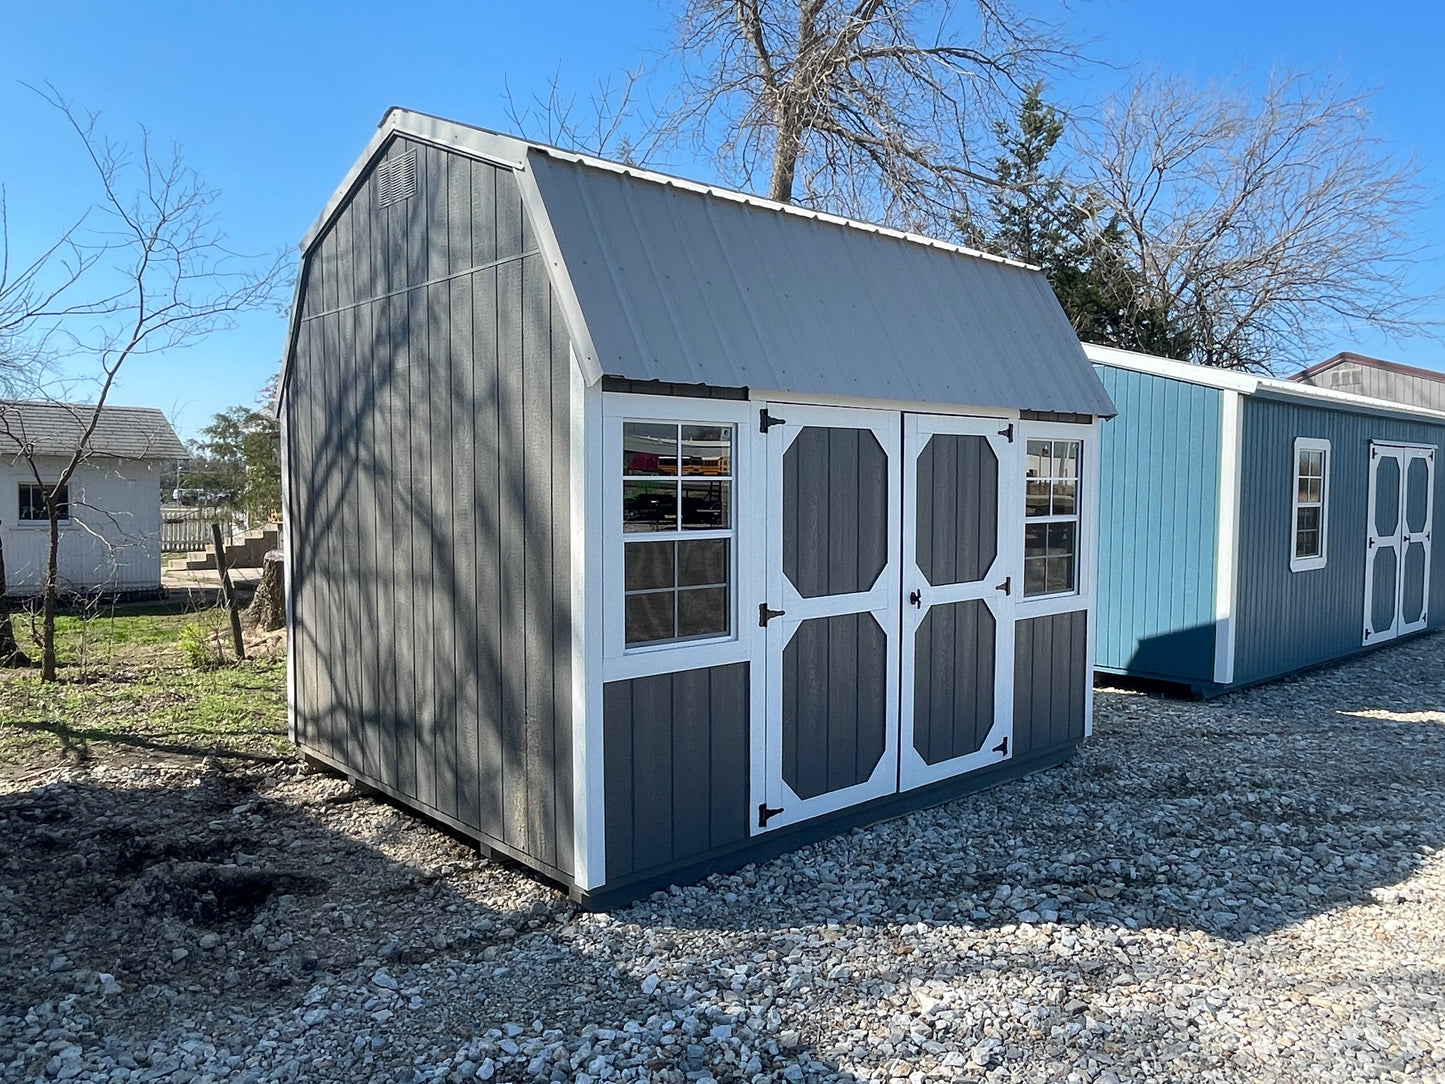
3 631 1445 1083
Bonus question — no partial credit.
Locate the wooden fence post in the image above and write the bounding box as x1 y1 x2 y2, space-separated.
211 522 246 662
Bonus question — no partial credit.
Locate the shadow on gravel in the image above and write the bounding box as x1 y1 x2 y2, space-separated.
629 631 1445 946
0 766 664 1082
6 718 285 767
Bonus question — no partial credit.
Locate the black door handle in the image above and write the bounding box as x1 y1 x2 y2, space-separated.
909 589 922 608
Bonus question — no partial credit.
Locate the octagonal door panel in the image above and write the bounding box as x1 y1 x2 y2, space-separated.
758 403 901 832
899 413 1018 790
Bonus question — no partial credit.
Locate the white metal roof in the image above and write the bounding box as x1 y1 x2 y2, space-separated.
293 109 1115 418
1085 343 1445 425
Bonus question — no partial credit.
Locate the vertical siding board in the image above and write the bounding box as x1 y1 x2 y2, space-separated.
708 665 749 847
1012 619 1034 757
392 290 419 800
286 331 312 749
671 669 712 858
915 440 935 582
829 429 860 599
405 142 428 289
521 254 557 868
602 681 635 881
450 275 481 827
447 155 474 277
496 258 529 851
354 301 381 781
474 266 504 839
855 614 887 785
375 292 402 791
856 430 889 592
825 608 859 792
425 147 449 284
927 602 954 763
406 286 435 809
632 675 674 861
472 162 498 267
428 279 458 822
496 171 525 262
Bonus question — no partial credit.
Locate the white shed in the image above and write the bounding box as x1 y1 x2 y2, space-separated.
0 400 186 598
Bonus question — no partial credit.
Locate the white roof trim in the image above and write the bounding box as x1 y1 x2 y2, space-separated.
1085 342 1445 424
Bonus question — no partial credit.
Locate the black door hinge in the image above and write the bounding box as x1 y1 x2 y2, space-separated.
993 737 1009 755
759 603 786 627
760 409 787 433
758 802 785 827
995 576 1012 596
999 423 1014 442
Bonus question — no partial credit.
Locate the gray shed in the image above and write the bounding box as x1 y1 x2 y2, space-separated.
278 108 1115 906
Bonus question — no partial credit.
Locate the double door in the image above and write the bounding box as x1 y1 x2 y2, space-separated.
755 405 1018 832
1364 443 1434 644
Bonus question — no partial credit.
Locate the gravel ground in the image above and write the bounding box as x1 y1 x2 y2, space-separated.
3 633 1445 1084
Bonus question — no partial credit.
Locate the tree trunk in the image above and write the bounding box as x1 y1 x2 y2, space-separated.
247 550 286 632
0 540 30 668
41 510 60 681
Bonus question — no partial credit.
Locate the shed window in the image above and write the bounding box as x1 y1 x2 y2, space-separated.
622 422 734 646
1291 438 1330 571
1024 439 1080 597
18 483 69 523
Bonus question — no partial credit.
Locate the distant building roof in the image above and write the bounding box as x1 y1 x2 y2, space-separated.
1291 351 1445 386
0 400 187 460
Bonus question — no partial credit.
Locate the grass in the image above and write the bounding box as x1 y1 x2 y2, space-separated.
0 599 290 772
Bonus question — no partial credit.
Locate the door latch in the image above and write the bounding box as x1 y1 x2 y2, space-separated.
758 603 786 627
759 409 787 433
909 589 922 608
758 802 785 827
995 576 1012 595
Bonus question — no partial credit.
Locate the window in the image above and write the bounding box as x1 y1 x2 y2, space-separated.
621 421 734 646
1024 439 1080 597
18 483 68 523
1291 438 1330 571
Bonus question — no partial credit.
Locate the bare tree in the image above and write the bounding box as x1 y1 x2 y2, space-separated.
1 85 287 678
1076 69 1438 370
503 65 664 164
666 0 1077 232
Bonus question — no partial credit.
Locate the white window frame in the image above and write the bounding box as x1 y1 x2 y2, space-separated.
1290 437 1330 572
1021 433 1085 602
600 394 762 683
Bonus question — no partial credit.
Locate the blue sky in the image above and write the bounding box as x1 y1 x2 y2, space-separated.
3 1 1442 440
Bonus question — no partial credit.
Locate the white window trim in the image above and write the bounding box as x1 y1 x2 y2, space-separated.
600 394 761 683
1290 437 1330 572
1020 431 1086 604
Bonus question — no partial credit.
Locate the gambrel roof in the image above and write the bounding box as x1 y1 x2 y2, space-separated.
291 109 1115 419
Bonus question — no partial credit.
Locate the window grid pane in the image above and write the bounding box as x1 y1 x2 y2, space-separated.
1023 439 1081 597
622 424 735 648
1293 445 1327 566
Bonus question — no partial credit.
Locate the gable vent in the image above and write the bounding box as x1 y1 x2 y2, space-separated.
377 151 417 208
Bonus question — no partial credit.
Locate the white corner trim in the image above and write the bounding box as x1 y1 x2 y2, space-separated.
574 362 606 889
1289 436 1331 574
1213 391 1244 687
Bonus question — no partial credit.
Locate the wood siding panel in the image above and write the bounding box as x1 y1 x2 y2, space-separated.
286 138 574 877
1233 398 1445 686
603 664 751 882
1093 365 1221 682
1013 610 1087 757
783 427 889 598
913 599 995 763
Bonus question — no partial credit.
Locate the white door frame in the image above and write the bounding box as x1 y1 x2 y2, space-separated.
898 412 1019 790
756 402 902 833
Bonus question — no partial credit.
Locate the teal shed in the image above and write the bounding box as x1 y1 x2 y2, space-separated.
1090 344 1445 695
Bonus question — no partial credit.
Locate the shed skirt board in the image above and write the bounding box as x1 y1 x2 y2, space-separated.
1364 443 1434 645
899 413 1017 790
759 404 903 832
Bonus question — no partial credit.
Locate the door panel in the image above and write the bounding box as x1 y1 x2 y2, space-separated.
759 404 901 831
900 414 1016 791
1364 443 1434 644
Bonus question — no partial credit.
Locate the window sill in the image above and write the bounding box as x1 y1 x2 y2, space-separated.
1289 557 1327 573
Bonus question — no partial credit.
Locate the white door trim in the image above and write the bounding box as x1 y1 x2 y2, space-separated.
757 402 902 833
898 412 1018 791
